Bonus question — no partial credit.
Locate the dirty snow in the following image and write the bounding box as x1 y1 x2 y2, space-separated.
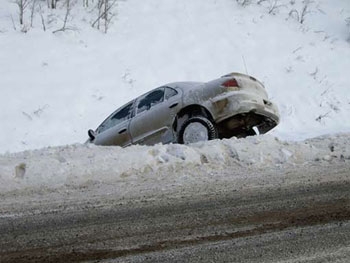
0 133 349 193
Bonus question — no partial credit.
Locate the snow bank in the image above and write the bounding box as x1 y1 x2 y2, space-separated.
0 134 349 193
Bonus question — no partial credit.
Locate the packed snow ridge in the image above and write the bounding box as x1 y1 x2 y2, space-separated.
0 133 349 194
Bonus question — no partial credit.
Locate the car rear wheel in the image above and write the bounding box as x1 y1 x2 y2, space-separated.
178 116 218 144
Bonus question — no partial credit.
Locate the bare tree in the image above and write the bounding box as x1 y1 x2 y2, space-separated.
267 0 285 15
96 0 103 30
289 0 312 24
104 0 108 33
13 0 118 33
299 0 311 24
92 0 117 33
83 0 90 7
39 4 46 31
236 0 251 7
52 0 71 33
16 0 30 25
50 0 58 9
30 0 37 27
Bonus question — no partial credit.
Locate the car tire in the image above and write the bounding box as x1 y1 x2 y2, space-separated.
246 128 257 136
178 116 218 144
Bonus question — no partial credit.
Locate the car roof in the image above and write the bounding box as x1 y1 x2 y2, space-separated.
130 81 205 105
166 81 204 91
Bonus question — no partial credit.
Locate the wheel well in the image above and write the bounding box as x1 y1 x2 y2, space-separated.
173 105 214 132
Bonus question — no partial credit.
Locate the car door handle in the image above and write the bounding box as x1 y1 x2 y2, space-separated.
169 103 178 109
118 128 127 134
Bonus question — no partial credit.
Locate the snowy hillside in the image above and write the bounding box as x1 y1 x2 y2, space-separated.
0 0 350 153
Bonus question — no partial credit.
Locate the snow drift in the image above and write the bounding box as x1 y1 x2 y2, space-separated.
0 133 349 194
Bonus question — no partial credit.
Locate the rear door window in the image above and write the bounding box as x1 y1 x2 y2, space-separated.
164 87 178 100
137 88 165 114
97 102 133 133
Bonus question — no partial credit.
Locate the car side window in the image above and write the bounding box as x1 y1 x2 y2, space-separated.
137 88 165 114
97 102 133 133
164 87 178 100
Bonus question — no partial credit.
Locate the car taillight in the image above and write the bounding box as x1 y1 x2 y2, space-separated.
222 78 239 88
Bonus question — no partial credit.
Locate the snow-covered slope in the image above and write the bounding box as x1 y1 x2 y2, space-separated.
0 0 350 153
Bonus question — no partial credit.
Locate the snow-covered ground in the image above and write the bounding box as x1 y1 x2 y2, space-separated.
0 0 350 154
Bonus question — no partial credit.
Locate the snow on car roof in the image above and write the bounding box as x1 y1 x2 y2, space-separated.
166 81 204 90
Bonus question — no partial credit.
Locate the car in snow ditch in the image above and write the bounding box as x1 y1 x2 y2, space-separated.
87 72 279 147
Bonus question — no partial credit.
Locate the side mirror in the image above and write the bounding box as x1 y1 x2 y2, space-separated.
88 129 96 140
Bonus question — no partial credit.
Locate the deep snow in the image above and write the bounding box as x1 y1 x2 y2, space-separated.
0 0 350 154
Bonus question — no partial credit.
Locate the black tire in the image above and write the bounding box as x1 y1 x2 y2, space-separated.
178 116 218 144
245 128 257 136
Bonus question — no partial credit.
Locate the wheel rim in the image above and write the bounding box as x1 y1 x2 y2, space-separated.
183 122 209 144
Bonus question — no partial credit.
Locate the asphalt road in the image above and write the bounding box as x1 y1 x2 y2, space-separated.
0 162 349 262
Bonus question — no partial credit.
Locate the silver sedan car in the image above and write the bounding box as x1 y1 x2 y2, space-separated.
87 72 279 146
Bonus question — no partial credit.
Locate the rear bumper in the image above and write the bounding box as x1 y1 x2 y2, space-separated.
212 93 279 122
246 101 280 125
210 92 279 136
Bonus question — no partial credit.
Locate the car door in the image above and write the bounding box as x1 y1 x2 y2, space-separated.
94 101 134 147
129 87 181 145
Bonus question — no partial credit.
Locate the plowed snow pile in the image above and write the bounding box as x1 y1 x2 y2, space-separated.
0 134 349 193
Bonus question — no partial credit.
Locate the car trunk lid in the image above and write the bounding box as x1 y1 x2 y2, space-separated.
221 72 268 99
